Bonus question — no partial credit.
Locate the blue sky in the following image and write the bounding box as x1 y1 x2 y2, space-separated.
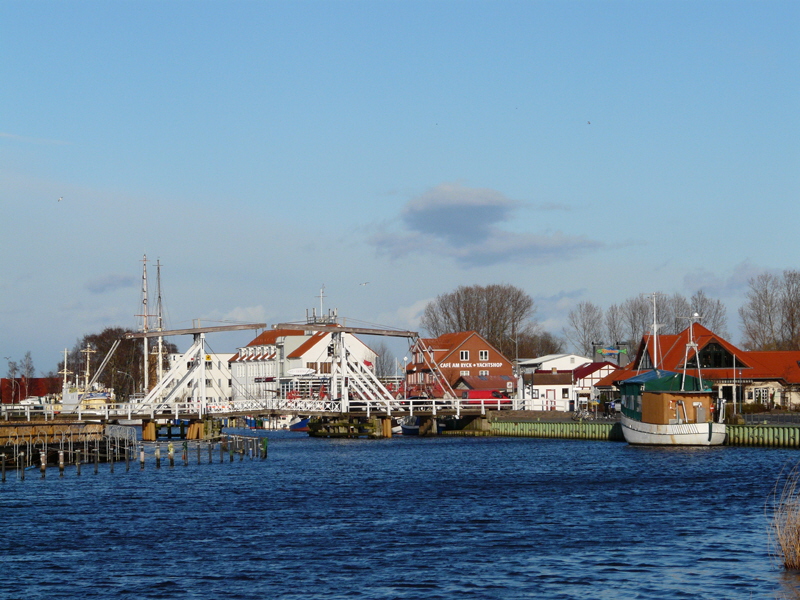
2 1 798 372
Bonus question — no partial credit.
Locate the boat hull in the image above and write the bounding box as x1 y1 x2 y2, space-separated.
621 414 726 446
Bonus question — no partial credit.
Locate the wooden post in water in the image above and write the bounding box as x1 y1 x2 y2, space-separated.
262 437 268 459
94 448 99 474
155 443 161 469
20 452 25 481
168 442 175 468
59 450 64 477
76 450 81 476
110 447 115 473
1 453 5 482
139 444 145 470
40 450 46 479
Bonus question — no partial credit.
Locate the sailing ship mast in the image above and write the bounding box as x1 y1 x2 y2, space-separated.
155 259 165 385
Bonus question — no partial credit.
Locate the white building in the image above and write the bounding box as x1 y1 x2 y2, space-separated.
230 328 378 401
518 354 591 372
165 351 234 404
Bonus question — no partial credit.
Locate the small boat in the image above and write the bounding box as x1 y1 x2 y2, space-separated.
399 415 447 436
288 416 310 432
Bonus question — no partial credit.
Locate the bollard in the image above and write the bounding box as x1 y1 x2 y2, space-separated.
59 450 65 477
40 450 46 479
76 450 81 476
139 445 145 470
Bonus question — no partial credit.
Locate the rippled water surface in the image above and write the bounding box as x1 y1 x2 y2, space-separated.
2 431 799 599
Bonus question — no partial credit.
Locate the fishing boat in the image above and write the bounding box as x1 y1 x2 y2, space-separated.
618 302 726 446
619 370 726 446
288 416 310 432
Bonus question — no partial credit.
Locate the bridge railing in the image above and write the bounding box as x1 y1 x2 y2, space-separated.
2 395 521 422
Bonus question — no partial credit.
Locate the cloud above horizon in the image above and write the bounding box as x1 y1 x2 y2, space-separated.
370 182 601 267
85 274 137 294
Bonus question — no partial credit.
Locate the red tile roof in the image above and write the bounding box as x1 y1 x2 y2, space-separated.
595 323 800 387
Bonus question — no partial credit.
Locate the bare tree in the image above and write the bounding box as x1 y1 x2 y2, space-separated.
420 284 536 357
372 341 395 379
564 301 604 357
605 303 624 346
517 330 565 358
739 272 783 350
19 351 34 399
621 295 652 346
690 290 728 337
58 326 178 398
664 293 691 335
781 270 800 350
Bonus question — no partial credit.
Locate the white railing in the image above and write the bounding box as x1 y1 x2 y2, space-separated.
1 395 520 421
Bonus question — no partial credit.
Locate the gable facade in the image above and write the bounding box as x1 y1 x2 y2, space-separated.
230 328 377 401
407 331 514 397
594 323 800 409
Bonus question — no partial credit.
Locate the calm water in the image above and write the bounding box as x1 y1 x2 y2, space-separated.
1 431 799 599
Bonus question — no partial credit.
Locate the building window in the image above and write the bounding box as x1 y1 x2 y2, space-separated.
460 370 470 376
479 350 489 361
479 370 489 377
460 350 469 361
562 388 570 399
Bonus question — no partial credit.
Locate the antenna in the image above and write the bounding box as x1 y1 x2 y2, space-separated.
318 284 326 315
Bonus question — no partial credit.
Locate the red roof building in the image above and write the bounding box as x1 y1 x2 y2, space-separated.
594 323 800 408
406 331 514 397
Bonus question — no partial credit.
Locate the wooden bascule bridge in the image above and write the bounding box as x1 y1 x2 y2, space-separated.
2 319 516 441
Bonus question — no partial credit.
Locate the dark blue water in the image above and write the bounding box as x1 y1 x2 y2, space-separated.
1 431 799 599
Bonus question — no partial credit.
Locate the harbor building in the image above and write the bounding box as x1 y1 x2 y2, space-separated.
594 323 800 410
164 352 234 404
405 331 514 397
230 327 378 401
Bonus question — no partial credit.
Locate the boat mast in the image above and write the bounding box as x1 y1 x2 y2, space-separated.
80 342 96 392
155 259 165 385
680 312 702 392
139 254 150 393
649 292 663 371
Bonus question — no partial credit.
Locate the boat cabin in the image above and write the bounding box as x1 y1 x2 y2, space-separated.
619 371 717 425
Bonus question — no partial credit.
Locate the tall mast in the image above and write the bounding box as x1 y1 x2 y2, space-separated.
139 254 150 393
650 292 660 371
156 259 164 385
81 342 96 391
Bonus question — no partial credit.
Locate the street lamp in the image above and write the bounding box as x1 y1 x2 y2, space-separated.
403 356 408 404
117 371 135 400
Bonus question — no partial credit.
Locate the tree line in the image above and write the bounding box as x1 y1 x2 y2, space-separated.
419 270 800 362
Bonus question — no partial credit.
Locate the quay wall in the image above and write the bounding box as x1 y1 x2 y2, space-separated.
447 415 800 448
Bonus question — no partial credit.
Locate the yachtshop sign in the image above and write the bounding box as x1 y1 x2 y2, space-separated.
439 362 504 369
